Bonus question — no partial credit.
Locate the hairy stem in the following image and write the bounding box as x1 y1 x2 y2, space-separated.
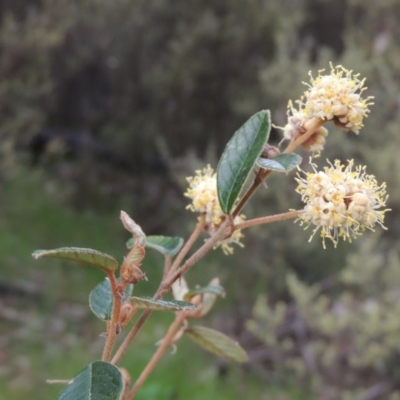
162 255 172 280
111 310 152 365
167 214 205 277
125 312 188 399
284 118 324 154
234 210 300 231
232 169 269 218
102 272 122 362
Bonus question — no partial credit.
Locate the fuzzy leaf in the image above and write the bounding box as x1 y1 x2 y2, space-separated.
32 248 118 272
126 236 184 256
185 326 248 363
89 279 133 321
256 153 302 172
184 285 226 301
217 110 271 214
57 361 123 400
128 296 197 312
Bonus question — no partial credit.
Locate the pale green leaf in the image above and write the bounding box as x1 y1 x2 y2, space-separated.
256 153 302 172
128 296 197 312
185 326 248 363
127 236 184 256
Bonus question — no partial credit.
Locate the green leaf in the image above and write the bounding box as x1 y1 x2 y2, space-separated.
184 284 225 317
217 110 271 214
256 153 302 172
89 279 133 321
183 285 226 301
127 236 184 256
32 247 118 272
185 326 248 363
128 296 197 312
57 361 123 400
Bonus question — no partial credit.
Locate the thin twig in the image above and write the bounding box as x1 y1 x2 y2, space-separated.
232 170 269 218
102 272 123 362
111 310 152 365
162 255 172 280
283 118 324 154
233 210 300 231
125 312 188 399
167 214 205 277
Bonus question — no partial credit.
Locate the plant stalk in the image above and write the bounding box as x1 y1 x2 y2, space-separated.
125 312 188 399
234 210 300 231
102 272 123 362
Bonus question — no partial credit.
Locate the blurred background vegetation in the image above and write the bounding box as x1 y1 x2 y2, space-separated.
1 0 400 399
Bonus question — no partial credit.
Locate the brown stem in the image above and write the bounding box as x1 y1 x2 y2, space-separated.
125 312 188 399
234 210 300 231
167 214 205 277
111 310 152 365
158 221 228 297
162 255 172 280
231 170 268 218
102 272 122 362
283 118 324 154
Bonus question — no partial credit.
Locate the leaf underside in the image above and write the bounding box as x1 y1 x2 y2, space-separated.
129 296 197 312
256 153 302 172
185 325 248 363
126 235 184 256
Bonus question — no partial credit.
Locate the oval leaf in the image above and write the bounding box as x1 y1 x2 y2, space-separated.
32 247 118 272
57 361 123 400
217 110 271 214
127 236 184 256
89 279 133 320
128 296 197 312
256 153 302 172
185 326 248 363
183 285 226 301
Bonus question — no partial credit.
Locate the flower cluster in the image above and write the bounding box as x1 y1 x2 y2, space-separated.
185 165 245 255
295 159 389 248
278 64 373 155
300 64 374 134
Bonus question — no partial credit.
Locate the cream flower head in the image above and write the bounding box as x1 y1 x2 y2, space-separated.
299 64 374 134
185 165 245 254
295 159 389 248
277 100 329 155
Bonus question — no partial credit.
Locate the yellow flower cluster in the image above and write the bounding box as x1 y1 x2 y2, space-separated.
185 165 245 255
295 160 389 248
300 64 374 134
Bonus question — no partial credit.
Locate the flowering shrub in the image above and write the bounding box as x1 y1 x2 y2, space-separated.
32 65 389 399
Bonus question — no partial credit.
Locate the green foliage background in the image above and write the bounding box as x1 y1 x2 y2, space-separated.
1 0 400 399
